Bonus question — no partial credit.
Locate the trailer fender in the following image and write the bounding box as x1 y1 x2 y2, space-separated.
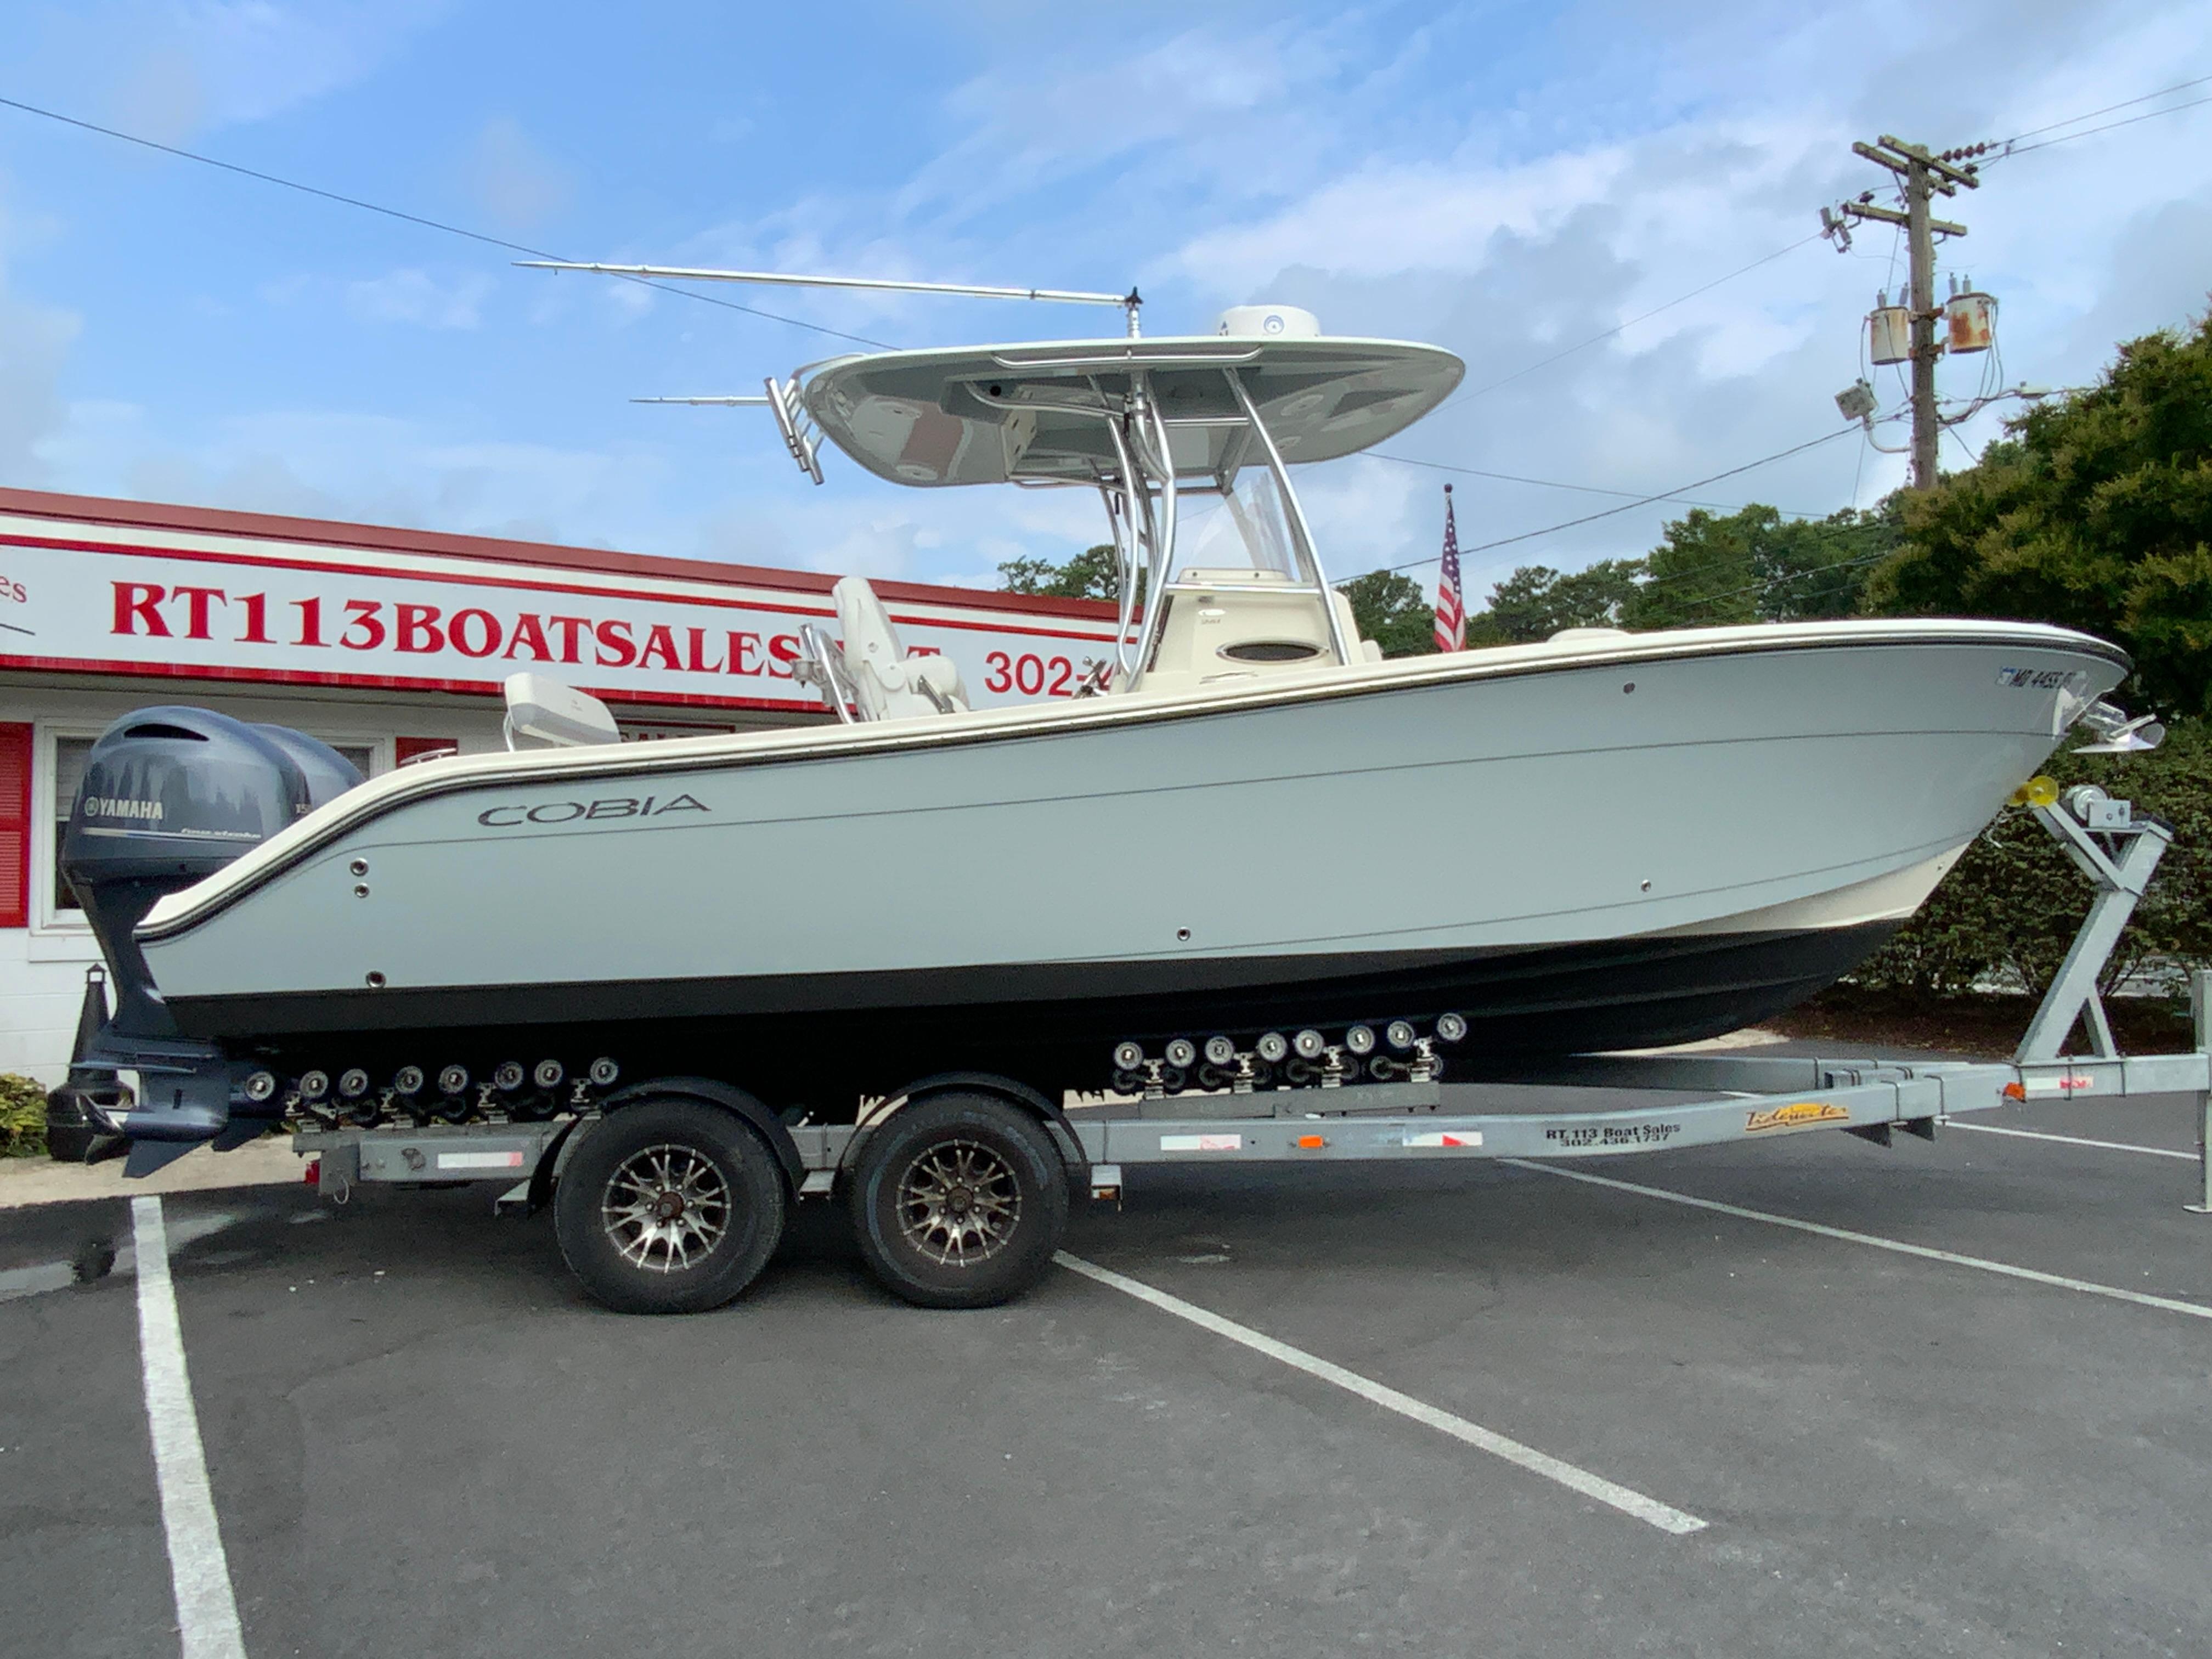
582 1076 805 1192
856 1071 1090 1197
523 1117 584 1215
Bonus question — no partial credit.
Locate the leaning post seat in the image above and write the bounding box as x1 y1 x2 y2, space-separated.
831 577 969 719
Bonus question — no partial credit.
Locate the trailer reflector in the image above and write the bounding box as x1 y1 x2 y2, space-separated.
436 1150 528 1171
1295 1135 1327 1149
1405 1131 1482 1148
1159 1134 1242 1152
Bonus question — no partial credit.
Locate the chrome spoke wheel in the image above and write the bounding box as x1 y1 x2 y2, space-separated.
895 1138 1022 1267
600 1143 733 1272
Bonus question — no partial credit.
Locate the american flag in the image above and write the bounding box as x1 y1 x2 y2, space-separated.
1433 483 1465 652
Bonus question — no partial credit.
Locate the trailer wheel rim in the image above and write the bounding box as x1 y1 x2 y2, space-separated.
895 1138 1022 1267
601 1144 734 1272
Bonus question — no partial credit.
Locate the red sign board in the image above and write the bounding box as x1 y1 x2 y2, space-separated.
0 496 1117 713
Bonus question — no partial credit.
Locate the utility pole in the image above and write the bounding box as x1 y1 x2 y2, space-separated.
1819 136 1985 489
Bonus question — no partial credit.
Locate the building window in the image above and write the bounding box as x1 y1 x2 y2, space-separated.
49 735 95 917
46 735 377 921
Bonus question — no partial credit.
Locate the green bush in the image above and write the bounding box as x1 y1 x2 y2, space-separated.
0 1073 49 1159
1857 718 2212 997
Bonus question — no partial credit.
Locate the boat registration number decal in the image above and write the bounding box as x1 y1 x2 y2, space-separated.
1995 665 2074 691
1159 1134 1242 1152
1544 1122 1679 1147
1744 1101 1852 1132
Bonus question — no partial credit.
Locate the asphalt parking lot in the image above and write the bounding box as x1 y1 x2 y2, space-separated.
4 1073 2209 1658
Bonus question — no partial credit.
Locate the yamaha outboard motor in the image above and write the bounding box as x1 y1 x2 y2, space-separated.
50 707 361 1170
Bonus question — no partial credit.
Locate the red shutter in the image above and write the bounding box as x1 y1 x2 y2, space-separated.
0 723 30 928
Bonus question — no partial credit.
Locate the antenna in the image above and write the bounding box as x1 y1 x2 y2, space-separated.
518 260 1145 337
626 391 818 483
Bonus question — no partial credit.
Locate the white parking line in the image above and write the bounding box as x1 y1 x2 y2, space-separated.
1506 1161 2212 1321
1054 1251 1708 1536
131 1197 248 1659
1948 1121 2199 1161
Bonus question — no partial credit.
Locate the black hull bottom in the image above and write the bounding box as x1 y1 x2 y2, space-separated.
167 921 1900 1108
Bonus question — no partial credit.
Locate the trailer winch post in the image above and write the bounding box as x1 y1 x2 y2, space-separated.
2014 800 2170 1064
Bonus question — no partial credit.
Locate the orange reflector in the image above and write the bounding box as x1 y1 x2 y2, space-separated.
2002 1081 2025 1101
1296 1135 1327 1149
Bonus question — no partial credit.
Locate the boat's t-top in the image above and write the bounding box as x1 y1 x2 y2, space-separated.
523 259 1465 712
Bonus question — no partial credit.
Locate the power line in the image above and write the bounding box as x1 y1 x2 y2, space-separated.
1993 72 2212 148
1344 488 1898 619
1498 494 1903 619
1551 492 1896 610
1995 92 2212 159
0 93 896 350
1424 232 1825 415
1371 425 1860 575
1660 545 1898 622
1367 450 1826 518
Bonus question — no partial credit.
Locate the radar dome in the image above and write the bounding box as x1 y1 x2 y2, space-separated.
1215 304 1320 339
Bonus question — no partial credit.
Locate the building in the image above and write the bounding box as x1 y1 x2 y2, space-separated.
0 485 1115 1084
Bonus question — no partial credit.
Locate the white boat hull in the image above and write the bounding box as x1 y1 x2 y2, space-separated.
134 619 2125 1088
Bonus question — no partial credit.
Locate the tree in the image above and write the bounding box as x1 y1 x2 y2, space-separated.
1615 503 1894 629
1480 558 1647 641
1864 312 2212 718
1752 504 1897 621
1336 569 1437 657
1621 510 1757 629
998 544 1122 601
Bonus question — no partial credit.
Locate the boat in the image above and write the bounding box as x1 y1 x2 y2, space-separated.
55 303 2149 1167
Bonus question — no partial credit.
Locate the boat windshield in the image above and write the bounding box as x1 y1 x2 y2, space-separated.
1173 467 1301 582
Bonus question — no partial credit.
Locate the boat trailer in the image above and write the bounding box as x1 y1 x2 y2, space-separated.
290 781 2212 1304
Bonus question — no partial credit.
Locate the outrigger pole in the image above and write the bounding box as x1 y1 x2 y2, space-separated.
517 261 1144 336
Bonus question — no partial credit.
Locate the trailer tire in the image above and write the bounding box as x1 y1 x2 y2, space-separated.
849 1093 1068 1310
555 1099 786 1315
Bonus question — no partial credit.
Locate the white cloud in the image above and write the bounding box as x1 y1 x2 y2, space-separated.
464 116 572 232
104 48 208 146
100 1 451 137
42 402 671 551
0 192 83 486
17 0 2212 610
344 268 495 329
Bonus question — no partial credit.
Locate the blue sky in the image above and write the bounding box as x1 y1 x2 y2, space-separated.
3 0 2209 600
